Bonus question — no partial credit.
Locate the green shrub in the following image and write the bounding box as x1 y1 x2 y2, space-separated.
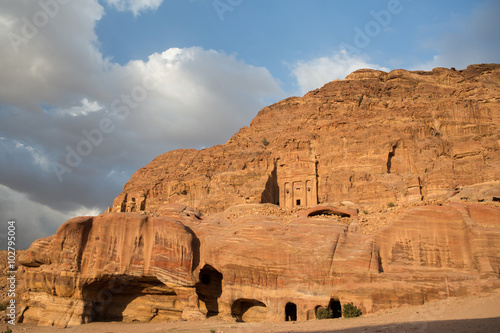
261 137 270 146
0 303 6 311
316 307 333 320
342 302 362 318
387 202 395 208
2 326 13 333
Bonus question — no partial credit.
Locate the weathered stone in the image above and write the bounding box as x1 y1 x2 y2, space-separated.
448 181 500 202
16 64 500 326
111 64 500 214
17 201 500 325
18 213 199 326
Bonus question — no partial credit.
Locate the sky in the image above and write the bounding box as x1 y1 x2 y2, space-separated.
1 0 499 249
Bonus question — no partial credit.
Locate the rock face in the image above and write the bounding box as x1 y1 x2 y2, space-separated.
18 202 500 325
111 64 500 214
18 213 201 326
16 64 500 326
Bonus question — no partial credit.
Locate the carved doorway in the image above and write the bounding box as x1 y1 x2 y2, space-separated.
285 302 297 321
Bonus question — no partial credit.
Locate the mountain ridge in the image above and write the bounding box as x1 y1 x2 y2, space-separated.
110 63 500 214
14 64 500 327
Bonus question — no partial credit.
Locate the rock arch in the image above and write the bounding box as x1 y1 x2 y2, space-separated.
307 208 351 218
231 299 267 322
82 276 184 323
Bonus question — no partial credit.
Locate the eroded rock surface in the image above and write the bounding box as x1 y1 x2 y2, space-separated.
18 214 201 326
18 201 500 326
111 64 500 214
16 65 500 326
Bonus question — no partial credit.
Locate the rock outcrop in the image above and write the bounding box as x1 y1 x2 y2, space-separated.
17 201 500 325
111 64 500 214
15 64 500 326
18 214 201 326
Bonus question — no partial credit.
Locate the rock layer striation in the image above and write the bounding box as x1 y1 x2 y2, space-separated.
18 201 500 325
111 64 500 213
16 64 500 326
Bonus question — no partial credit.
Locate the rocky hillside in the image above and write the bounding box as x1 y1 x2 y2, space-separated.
111 64 500 214
17 201 500 326
14 64 500 327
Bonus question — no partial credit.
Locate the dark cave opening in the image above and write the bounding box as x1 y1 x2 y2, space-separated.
329 298 342 318
285 302 297 321
83 276 182 323
195 265 223 317
307 209 350 218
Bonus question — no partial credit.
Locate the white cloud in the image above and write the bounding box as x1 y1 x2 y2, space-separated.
0 0 105 112
412 55 441 71
292 50 389 95
13 141 52 173
57 98 104 117
119 47 284 147
104 0 164 16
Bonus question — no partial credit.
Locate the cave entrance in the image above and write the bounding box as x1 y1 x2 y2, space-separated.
329 299 342 318
231 299 267 322
285 302 297 321
84 276 183 323
307 209 350 218
195 265 223 317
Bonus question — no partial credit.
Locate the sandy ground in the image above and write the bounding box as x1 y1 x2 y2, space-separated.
5 291 500 333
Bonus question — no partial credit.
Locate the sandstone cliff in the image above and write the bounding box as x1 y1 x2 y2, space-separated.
17 201 500 325
111 64 500 214
15 64 500 326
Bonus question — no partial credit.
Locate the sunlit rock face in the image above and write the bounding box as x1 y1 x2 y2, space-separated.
112 64 500 214
18 213 200 326
17 64 500 326
17 200 500 326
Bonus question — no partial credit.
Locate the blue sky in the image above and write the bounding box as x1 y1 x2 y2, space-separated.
95 0 492 92
0 0 499 248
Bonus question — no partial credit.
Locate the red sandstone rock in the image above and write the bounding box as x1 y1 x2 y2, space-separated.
17 201 500 325
16 64 500 326
111 64 500 214
18 213 200 325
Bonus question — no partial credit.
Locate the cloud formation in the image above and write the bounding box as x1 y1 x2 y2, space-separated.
0 185 100 250
291 50 389 95
2 0 496 250
0 0 284 248
104 0 164 16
